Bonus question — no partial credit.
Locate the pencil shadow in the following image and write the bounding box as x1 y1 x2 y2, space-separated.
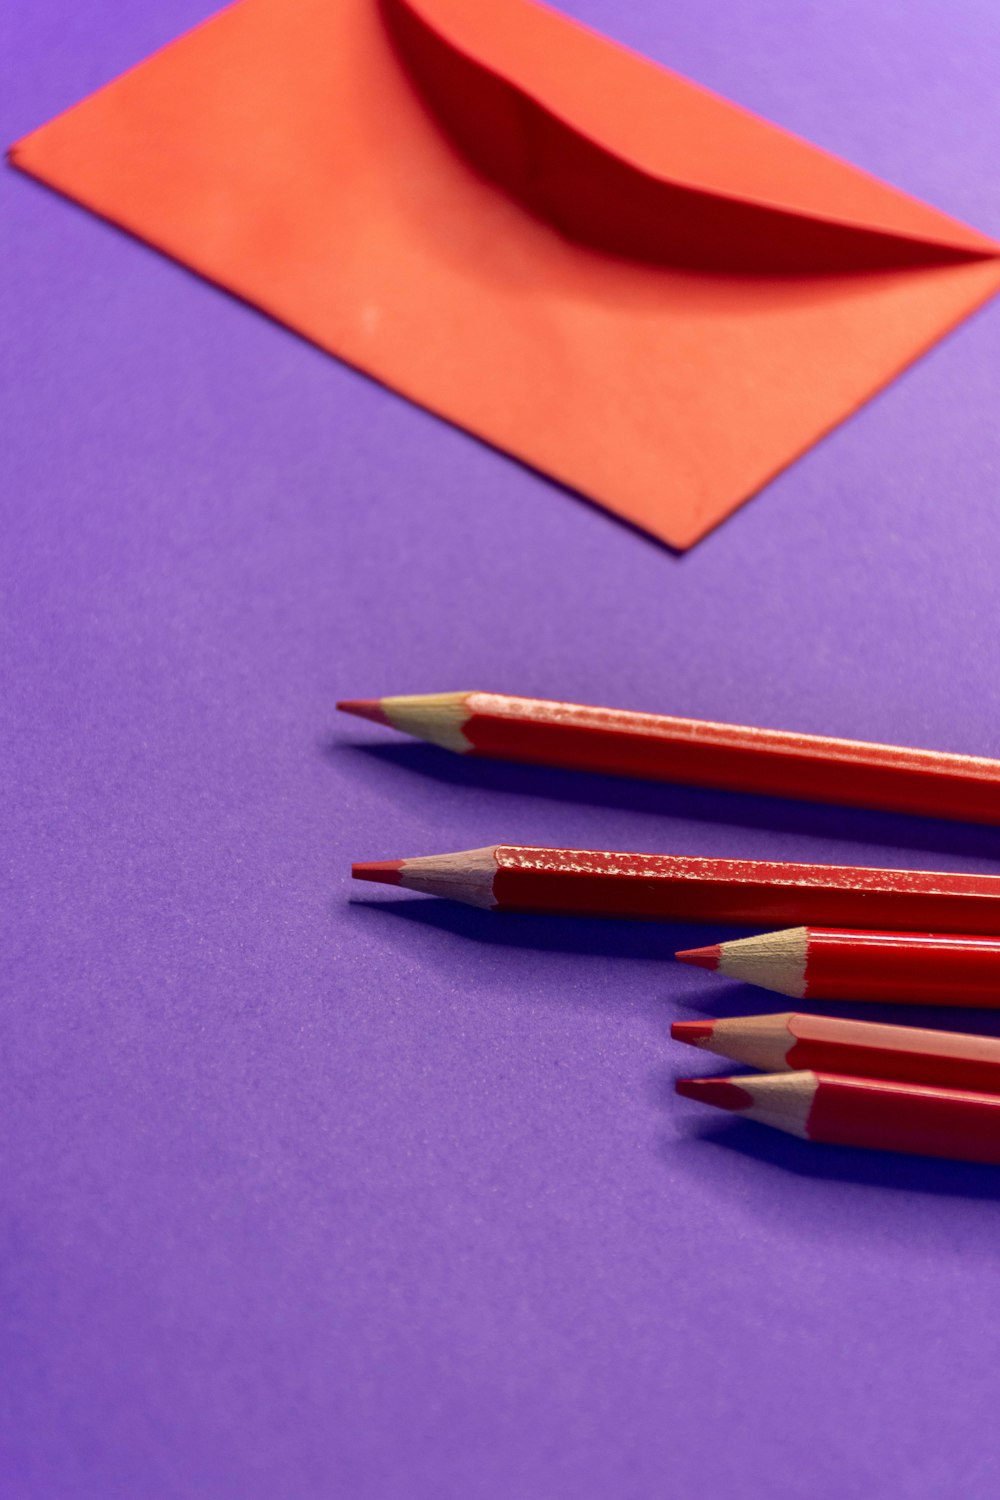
349 894 746 959
329 739 1000 863
656 1070 1000 1200
677 1118 1000 1200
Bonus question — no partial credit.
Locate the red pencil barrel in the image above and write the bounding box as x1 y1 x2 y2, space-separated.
804 928 1000 1004
808 1073 1000 1164
460 694 1000 823
489 848 1000 931
786 1014 1000 1092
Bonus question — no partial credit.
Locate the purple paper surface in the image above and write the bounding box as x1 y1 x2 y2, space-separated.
5 2 1000 1495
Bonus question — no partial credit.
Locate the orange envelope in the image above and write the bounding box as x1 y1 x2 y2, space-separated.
12 0 1000 548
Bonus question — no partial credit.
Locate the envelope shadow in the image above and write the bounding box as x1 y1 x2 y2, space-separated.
332 737 1000 864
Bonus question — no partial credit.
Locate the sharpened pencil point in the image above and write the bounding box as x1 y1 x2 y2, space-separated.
675 944 722 971
671 1020 716 1045
337 698 390 726
676 1077 754 1112
352 860 404 886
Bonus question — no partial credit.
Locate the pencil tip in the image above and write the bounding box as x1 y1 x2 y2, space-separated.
671 1020 716 1045
675 944 721 971
352 860 404 886
676 1077 754 1112
337 698 390 726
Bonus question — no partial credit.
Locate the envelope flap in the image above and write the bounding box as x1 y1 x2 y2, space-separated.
397 0 998 257
9 0 1000 549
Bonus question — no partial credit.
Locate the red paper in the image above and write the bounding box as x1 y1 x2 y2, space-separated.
12 0 1000 547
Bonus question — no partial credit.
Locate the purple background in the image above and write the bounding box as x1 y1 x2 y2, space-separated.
6 1 1000 1494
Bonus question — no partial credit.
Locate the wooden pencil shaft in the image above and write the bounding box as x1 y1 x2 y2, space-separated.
673 1011 1000 1092
364 845 1000 932
340 692 1000 824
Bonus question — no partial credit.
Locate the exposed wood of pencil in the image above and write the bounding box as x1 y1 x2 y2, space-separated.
336 691 1000 823
676 926 1000 1005
672 1012 1000 1092
676 1069 1000 1163
351 846 1000 931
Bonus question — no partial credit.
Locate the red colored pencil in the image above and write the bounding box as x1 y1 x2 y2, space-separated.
352 845 1000 931
672 1012 1000 1092
337 691 1000 823
676 1070 1000 1164
676 927 1000 1005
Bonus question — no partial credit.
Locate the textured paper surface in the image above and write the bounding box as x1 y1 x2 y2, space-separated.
10 0 1000 548
7 1 1000 1495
